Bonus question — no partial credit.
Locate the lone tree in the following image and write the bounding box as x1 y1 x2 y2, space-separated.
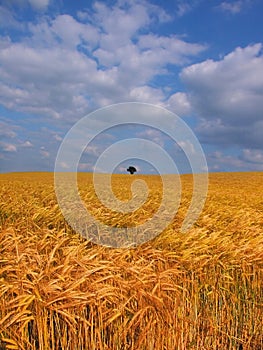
127 166 137 175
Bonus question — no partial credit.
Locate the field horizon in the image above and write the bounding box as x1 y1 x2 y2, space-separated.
1 170 263 175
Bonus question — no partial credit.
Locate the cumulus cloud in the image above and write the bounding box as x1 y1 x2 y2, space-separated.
175 0 200 17
40 147 50 158
178 140 196 155
218 0 249 14
0 120 17 138
78 162 95 171
165 92 192 116
0 6 24 29
136 128 165 147
28 0 49 10
21 140 33 147
129 86 164 104
84 145 102 157
53 134 62 142
242 149 263 164
0 142 17 152
137 33 205 65
0 1 206 122
207 150 263 172
181 44 263 148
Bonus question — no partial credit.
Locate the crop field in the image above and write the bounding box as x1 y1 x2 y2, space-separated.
0 171 263 349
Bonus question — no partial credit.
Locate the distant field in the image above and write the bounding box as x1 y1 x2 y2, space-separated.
0 172 263 349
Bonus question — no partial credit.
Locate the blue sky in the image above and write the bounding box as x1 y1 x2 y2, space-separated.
0 0 263 173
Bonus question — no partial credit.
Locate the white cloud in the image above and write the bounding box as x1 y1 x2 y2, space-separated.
137 34 205 65
78 162 94 171
207 150 263 172
94 33 205 98
84 145 101 157
242 149 263 164
164 92 192 116
218 1 248 14
0 142 17 152
59 161 70 169
176 2 193 16
93 2 150 48
0 6 24 29
0 120 17 138
129 86 164 103
136 128 165 147
21 140 33 147
0 1 206 122
28 0 49 10
181 44 263 148
0 41 95 119
53 134 62 142
40 146 49 158
178 140 196 155
49 14 99 50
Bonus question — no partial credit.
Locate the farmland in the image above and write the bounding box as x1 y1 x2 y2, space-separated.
0 171 263 349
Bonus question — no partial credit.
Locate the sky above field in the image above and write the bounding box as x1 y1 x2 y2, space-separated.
0 0 263 173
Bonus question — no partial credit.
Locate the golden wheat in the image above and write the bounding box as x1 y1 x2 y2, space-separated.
0 172 263 349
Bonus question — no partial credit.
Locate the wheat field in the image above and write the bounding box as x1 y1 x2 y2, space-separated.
0 172 263 349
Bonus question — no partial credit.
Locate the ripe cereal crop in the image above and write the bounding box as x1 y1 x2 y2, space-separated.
0 171 263 349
